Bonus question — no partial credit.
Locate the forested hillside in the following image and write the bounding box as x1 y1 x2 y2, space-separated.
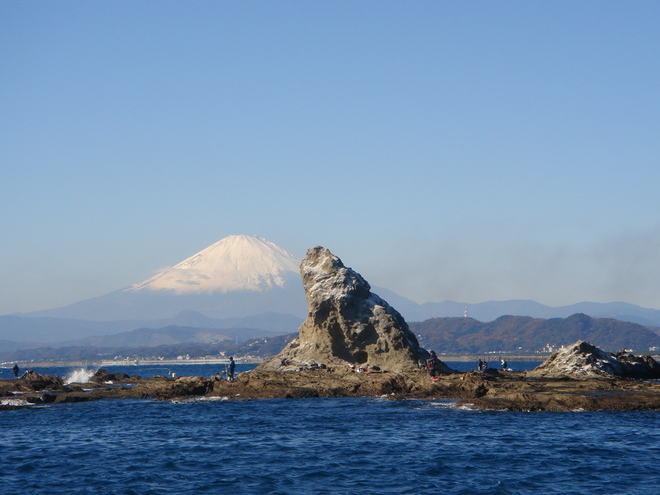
409 313 660 354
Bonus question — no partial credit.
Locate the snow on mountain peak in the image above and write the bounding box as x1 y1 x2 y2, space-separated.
126 235 302 294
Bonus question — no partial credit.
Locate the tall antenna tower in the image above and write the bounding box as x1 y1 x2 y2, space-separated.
463 306 469 318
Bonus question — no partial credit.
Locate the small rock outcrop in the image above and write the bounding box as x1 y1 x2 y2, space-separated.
258 246 438 372
12 371 66 392
132 376 213 399
529 340 660 379
613 350 660 379
92 370 131 383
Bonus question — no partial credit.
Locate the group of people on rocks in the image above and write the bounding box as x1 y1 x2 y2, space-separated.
478 358 508 371
425 353 511 379
10 363 30 379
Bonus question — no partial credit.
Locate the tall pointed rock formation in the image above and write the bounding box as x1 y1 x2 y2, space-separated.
259 246 433 372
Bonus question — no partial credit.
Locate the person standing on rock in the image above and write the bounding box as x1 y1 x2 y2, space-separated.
227 357 236 382
426 351 440 377
12 363 19 378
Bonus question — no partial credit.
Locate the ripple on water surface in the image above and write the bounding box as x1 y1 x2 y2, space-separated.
2 399 660 494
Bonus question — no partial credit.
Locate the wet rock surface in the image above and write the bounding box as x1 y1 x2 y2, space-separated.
3 364 660 412
2 340 660 411
7 238 660 413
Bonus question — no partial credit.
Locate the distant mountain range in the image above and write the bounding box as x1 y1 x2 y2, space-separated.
0 311 302 350
410 313 660 355
62 325 260 348
377 289 660 328
2 234 660 353
2 313 657 364
0 332 298 365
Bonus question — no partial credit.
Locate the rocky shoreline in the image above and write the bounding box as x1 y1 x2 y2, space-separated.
6 246 660 413
3 367 660 412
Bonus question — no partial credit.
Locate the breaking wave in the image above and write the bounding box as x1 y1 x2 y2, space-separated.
64 367 97 385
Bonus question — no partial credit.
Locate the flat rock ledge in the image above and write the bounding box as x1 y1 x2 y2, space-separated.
4 368 660 412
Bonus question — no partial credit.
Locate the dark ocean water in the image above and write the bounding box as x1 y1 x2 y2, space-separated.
3 363 660 494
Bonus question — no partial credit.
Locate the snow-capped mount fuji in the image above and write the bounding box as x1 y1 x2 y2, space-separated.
22 235 307 322
127 235 301 294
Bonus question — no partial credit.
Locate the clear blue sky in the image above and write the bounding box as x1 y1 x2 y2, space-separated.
2 1 660 314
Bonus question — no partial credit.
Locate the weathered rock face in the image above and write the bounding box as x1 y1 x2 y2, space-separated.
614 351 660 379
529 340 660 379
258 246 433 372
10 371 66 392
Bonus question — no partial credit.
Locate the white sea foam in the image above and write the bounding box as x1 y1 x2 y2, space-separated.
65 368 97 385
1 398 33 407
430 400 460 409
171 396 229 404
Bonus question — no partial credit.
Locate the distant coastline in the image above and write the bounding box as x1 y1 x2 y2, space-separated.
1 356 261 368
4 354 542 368
100 357 232 366
437 354 547 362
5 353 660 369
